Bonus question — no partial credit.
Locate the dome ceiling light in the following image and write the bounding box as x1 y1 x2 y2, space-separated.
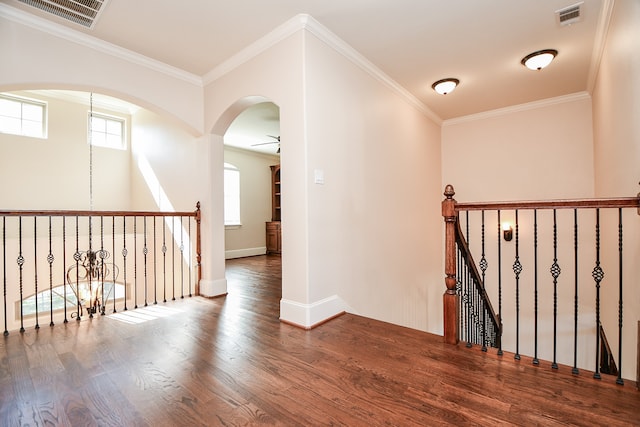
521 49 558 70
432 78 459 95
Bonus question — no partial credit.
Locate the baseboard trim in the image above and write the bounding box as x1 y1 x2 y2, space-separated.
280 295 347 329
225 247 267 259
199 278 227 297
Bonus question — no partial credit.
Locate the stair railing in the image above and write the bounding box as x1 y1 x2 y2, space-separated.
442 185 640 385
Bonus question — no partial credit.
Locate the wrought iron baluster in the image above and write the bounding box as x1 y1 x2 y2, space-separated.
3 217 7 336
180 216 185 299
188 217 192 297
34 216 39 329
48 216 54 327
18 217 25 332
153 216 157 305
456 246 463 341
162 219 167 303
533 210 539 365
616 208 624 385
100 216 105 315
62 217 68 323
572 209 579 375
122 216 128 311
172 216 176 301
513 210 522 360
497 210 503 356
112 216 116 313
592 208 604 380
74 216 81 320
550 209 561 369
480 210 488 351
134 217 138 309
143 216 148 307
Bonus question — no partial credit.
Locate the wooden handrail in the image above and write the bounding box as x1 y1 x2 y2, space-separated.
0 209 199 217
456 197 639 212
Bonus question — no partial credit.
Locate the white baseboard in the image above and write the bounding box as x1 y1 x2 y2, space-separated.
280 295 348 329
199 278 227 297
225 247 267 259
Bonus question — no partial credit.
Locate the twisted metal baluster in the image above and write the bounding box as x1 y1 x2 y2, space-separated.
188 217 192 297
122 217 128 311
3 217 8 336
34 216 39 329
172 216 176 301
162 219 167 303
497 210 503 356
513 210 522 360
62 217 68 324
180 217 185 299
153 216 157 305
18 217 25 333
616 208 624 385
48 216 55 327
134 218 138 309
143 216 148 307
533 210 539 365
112 216 117 313
572 210 579 375
480 211 488 351
550 209 561 370
592 209 604 380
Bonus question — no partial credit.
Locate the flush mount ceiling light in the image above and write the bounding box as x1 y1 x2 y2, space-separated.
521 49 558 70
432 78 459 95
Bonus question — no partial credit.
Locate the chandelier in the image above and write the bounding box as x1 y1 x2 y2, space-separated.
65 92 119 318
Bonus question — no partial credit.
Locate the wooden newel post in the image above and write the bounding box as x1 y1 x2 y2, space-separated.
195 201 202 296
442 185 459 345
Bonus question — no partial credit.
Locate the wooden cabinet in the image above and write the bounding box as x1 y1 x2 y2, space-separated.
265 221 281 254
270 165 281 221
266 164 281 254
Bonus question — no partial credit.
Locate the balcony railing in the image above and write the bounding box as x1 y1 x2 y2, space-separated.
1 204 201 334
442 185 639 385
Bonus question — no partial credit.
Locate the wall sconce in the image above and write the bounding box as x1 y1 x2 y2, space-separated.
502 223 513 241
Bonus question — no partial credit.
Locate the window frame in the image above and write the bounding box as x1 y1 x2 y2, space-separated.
0 93 47 139
224 162 241 227
88 111 127 150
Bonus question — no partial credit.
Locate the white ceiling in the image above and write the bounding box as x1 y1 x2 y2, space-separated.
2 0 610 154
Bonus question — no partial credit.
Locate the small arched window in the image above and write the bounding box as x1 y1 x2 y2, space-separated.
224 163 241 226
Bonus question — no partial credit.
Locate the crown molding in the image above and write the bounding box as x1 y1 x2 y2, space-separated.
443 92 591 126
302 15 441 124
203 13 441 124
587 0 615 93
202 14 306 85
0 3 203 87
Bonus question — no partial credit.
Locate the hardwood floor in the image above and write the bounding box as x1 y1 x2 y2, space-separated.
1 254 638 426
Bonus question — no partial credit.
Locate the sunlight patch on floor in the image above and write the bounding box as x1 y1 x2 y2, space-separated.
107 305 184 324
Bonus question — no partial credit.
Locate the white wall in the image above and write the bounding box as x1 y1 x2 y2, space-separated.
442 94 595 202
591 0 640 382
302 33 443 332
204 21 443 331
0 91 130 210
224 147 279 258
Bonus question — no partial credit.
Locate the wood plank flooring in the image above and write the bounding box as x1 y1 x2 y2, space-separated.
1 254 638 426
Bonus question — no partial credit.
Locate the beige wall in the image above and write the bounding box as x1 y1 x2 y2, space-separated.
591 0 640 382
0 91 131 210
224 147 279 258
442 94 595 202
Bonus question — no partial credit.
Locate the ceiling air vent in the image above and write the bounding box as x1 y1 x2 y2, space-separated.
17 0 109 28
556 2 583 26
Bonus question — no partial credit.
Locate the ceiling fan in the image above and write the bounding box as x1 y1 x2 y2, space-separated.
252 135 280 153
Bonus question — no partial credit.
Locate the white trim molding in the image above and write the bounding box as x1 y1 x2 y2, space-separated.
443 92 592 126
225 247 267 259
0 3 202 86
199 278 228 297
280 295 349 329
